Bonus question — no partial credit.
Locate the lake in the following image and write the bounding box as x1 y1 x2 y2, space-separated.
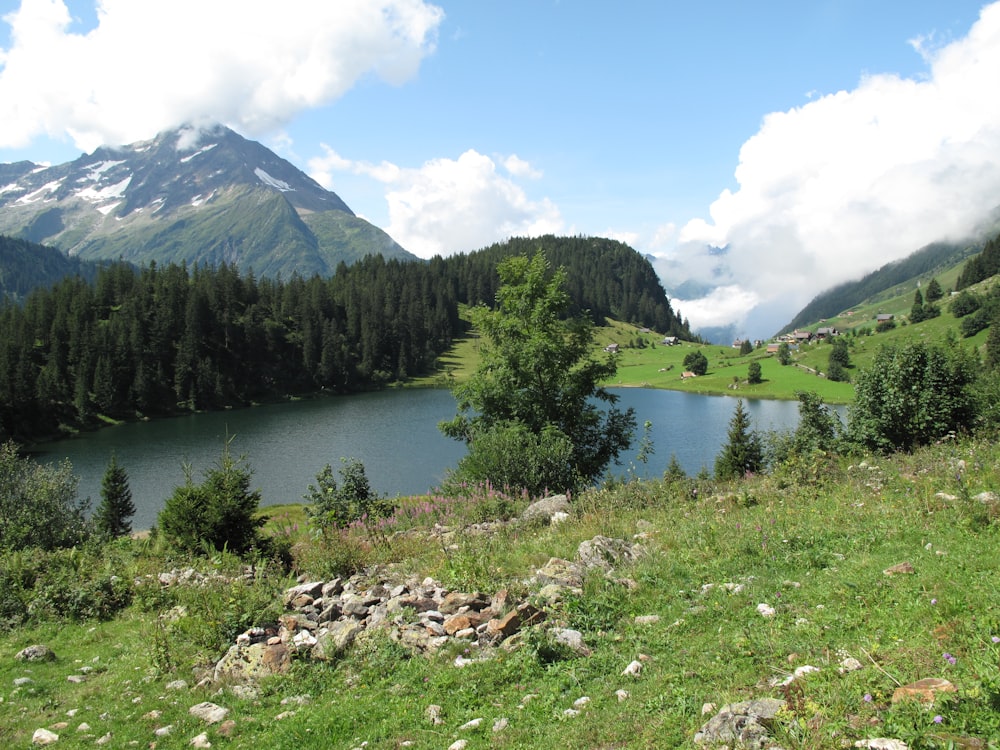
32 388 841 531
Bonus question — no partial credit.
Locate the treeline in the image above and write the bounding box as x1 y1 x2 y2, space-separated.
0 235 102 302
0 255 461 441
446 235 694 338
956 233 1000 290
0 235 691 442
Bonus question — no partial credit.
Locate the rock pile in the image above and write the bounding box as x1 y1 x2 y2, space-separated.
212 526 644 683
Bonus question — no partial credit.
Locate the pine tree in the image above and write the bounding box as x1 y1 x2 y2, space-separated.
94 452 136 538
714 400 764 480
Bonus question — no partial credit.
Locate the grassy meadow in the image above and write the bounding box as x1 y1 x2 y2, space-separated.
3 437 1000 748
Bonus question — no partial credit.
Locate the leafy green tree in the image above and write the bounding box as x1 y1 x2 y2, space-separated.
714 400 764 480
829 338 850 368
306 457 391 531
848 342 977 453
158 438 265 555
683 350 708 376
94 452 136 539
0 441 89 551
440 253 635 492
739 339 753 355
747 360 762 384
826 358 849 382
777 342 791 366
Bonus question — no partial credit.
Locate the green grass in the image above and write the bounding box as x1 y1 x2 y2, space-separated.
4 438 1000 748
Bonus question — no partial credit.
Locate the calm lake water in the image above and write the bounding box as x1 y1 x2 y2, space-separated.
33 388 840 531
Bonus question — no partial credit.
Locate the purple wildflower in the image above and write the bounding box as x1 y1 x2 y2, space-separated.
943 652 957 665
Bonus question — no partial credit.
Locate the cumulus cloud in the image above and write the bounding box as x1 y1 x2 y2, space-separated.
309 146 563 258
0 0 444 151
671 1 1000 337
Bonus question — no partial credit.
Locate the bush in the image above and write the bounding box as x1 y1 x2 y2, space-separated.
157 439 265 556
848 342 977 453
683 350 708 375
950 290 982 318
445 421 583 496
747 361 762 384
306 458 393 532
0 441 89 552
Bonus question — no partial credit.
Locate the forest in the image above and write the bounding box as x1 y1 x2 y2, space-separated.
0 235 691 443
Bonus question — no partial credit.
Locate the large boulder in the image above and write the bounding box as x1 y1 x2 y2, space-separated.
213 642 291 682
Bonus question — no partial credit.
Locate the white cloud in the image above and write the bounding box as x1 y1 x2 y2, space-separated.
672 286 760 330
0 0 444 151
310 146 563 258
674 1 1000 337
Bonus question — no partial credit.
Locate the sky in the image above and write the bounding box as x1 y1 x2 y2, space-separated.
1 0 998 339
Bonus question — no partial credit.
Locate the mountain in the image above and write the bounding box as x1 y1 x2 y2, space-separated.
777 238 983 334
0 124 414 277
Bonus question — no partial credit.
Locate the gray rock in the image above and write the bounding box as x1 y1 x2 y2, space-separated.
521 494 571 523
577 536 642 571
313 621 363 660
16 645 55 662
213 642 291 682
694 698 785 748
551 628 591 656
189 701 229 724
534 557 583 589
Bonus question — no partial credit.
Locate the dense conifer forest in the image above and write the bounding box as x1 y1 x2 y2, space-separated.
0 234 690 442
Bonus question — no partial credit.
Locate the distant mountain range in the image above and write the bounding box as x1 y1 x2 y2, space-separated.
0 124 413 278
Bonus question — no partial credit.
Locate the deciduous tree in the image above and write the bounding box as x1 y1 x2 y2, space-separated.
440 253 635 492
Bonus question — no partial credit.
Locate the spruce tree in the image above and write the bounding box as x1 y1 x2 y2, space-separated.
95 452 136 539
714 400 764 480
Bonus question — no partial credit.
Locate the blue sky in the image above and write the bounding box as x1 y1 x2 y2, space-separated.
1 1 998 338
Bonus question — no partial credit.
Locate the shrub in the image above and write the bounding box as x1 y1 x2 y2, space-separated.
444 421 583 496
157 439 265 556
747 361 762 384
0 441 89 552
848 342 977 453
306 458 393 532
683 350 708 375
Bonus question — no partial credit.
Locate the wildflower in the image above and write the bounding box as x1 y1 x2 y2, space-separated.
943 652 957 665
931 598 937 605
863 693 872 703
933 715 943 724
992 636 1000 644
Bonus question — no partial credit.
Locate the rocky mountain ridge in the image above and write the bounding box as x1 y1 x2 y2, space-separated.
0 124 414 277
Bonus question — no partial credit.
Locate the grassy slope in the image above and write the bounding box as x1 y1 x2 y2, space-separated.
3 438 999 748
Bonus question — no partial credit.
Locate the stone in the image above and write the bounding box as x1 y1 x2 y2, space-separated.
634 615 661 625
17 645 55 662
166 679 189 690
577 535 642 570
493 717 509 732
534 558 582 589
884 561 915 576
891 678 957 705
854 740 910 750
694 698 785 749
622 660 643 677
283 581 324 607
459 718 483 730
552 628 591 656
155 725 174 736
31 728 59 745
189 701 229 724
439 591 490 614
313 621 363 660
447 741 468 750
425 704 444 725
14 677 34 686
521 494 570 523
213 643 291 682
616 690 630 701
189 731 212 748
96 733 112 745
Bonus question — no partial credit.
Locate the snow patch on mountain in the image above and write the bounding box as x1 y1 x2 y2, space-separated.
254 167 294 192
180 144 217 164
84 160 125 181
76 175 132 204
17 179 63 204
